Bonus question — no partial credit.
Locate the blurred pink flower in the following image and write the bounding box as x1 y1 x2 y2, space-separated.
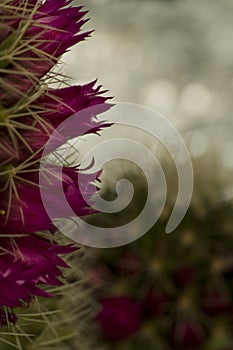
96 297 142 342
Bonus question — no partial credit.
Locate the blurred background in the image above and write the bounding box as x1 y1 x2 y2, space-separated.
61 0 233 200
63 0 233 170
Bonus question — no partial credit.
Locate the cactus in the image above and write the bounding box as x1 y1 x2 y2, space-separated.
0 0 110 347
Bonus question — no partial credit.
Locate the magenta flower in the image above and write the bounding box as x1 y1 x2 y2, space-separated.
0 0 91 106
0 82 110 164
96 297 142 342
0 166 100 234
0 234 76 325
35 81 110 130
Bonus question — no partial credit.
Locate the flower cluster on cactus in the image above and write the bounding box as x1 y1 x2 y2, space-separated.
0 0 110 325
